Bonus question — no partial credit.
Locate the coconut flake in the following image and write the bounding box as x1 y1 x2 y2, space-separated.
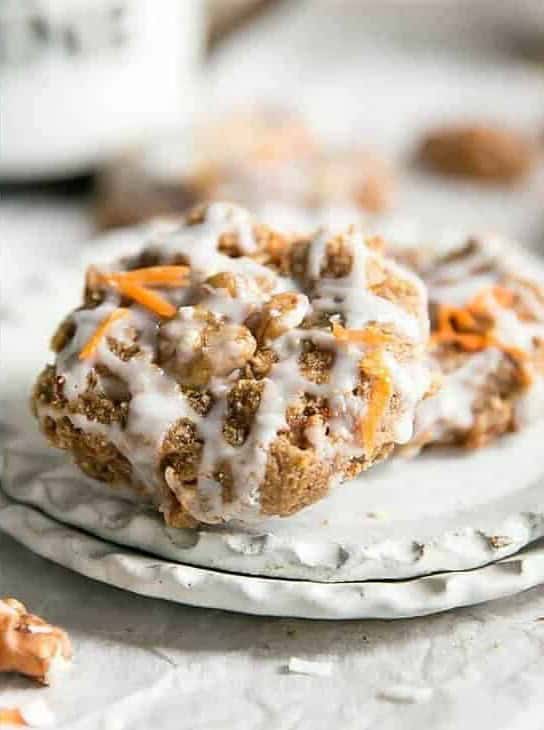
287 657 333 677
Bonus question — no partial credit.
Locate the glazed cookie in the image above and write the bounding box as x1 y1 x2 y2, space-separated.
33 203 431 526
390 233 544 450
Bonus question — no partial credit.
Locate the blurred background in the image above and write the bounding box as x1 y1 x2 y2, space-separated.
2 0 544 438
1 0 543 239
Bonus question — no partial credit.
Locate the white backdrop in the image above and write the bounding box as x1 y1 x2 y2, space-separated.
1 3 544 727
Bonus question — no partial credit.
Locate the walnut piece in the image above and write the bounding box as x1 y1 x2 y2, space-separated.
0 599 72 685
249 292 309 344
419 124 534 183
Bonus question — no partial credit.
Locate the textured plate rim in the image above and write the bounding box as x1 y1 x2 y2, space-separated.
2 488 544 620
4 438 544 583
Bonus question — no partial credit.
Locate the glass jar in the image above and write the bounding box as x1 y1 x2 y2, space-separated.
0 0 204 180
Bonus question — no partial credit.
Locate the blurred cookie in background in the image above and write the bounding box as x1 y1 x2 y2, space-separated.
95 107 394 230
308 147 393 213
418 123 537 184
95 146 201 231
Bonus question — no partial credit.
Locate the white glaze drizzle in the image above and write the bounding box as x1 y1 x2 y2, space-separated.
415 348 504 441
310 229 425 340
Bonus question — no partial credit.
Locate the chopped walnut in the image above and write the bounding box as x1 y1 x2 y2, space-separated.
204 272 238 297
286 394 330 449
31 365 67 415
242 347 279 379
181 386 214 416
223 379 264 446
298 341 335 384
160 418 203 484
249 292 309 344
159 309 256 385
50 317 76 353
218 231 243 258
0 599 72 685
204 323 257 376
319 236 354 279
419 123 535 183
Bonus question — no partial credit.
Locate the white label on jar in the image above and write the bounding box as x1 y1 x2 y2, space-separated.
0 1 134 66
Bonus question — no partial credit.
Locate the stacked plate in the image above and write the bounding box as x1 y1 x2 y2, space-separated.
2 427 544 620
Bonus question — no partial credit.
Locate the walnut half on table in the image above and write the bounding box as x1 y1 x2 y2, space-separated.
0 598 72 685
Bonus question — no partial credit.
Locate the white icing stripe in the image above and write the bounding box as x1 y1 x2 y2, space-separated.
310 230 425 340
56 302 196 496
306 228 330 280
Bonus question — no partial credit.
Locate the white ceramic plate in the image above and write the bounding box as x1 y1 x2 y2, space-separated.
1 487 543 620
4 430 544 582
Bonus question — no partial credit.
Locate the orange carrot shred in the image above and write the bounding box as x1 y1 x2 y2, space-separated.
467 285 515 316
332 322 395 347
331 324 394 451
0 707 26 726
86 266 185 319
437 306 479 333
432 331 492 351
79 308 130 360
491 285 515 308
109 266 189 288
108 278 177 319
359 350 393 453
432 284 532 385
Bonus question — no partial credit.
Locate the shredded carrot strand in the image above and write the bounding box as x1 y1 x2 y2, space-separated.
469 285 515 314
79 308 129 360
332 323 394 451
108 278 177 319
0 707 27 726
432 328 493 352
359 351 393 452
491 285 515 308
109 266 189 288
332 322 395 347
432 284 532 384
437 306 479 333
86 266 186 319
